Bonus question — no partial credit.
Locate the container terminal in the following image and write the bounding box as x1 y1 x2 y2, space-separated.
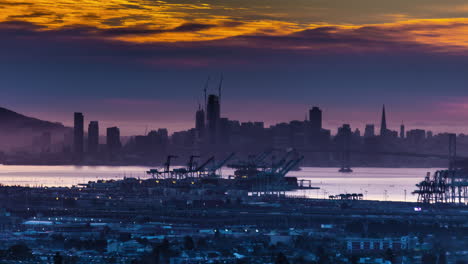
0 151 466 263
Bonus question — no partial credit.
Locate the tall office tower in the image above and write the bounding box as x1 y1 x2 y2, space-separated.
364 124 375 138
400 123 405 139
206 94 220 143
73 112 84 157
106 127 121 153
195 106 205 136
88 121 99 154
380 105 387 136
309 106 322 131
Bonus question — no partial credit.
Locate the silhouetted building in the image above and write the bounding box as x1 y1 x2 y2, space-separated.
219 117 231 145
309 107 322 131
337 124 352 172
380 105 387 136
73 112 84 157
106 127 121 154
338 124 352 137
172 129 196 148
427 131 433 139
195 107 205 137
364 124 375 138
289 120 306 148
88 121 99 154
407 129 426 145
389 130 398 138
157 128 169 149
134 129 168 159
354 128 361 137
400 123 405 139
134 135 149 155
149 128 169 156
206 94 220 144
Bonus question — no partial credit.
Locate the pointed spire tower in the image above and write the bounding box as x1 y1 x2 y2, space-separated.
380 104 387 136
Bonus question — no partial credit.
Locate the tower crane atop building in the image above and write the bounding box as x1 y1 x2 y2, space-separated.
218 73 223 102
203 76 210 111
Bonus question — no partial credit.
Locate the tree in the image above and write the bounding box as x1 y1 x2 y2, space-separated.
54 252 63 264
316 246 330 264
422 252 437 264
384 248 395 263
119 232 132 242
275 252 289 264
152 238 171 264
7 244 32 260
160 238 170 254
183 236 195 250
438 250 447 264
197 237 208 249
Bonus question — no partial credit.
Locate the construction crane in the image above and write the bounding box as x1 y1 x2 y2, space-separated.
204 76 210 111
218 73 223 102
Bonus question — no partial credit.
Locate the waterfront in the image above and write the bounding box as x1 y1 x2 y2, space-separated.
0 165 465 264
0 165 440 202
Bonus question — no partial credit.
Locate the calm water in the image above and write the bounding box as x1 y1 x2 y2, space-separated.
0 165 439 202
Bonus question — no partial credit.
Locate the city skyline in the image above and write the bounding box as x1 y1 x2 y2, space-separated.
0 1 466 263
3 99 466 137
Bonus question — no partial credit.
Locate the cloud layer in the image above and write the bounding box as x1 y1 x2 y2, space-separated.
1 0 468 134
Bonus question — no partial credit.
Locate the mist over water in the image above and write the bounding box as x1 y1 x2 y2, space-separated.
0 165 438 202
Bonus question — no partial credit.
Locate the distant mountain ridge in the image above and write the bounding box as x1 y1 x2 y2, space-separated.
0 107 67 131
0 107 70 152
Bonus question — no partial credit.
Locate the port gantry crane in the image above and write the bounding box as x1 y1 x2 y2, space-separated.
146 153 235 180
200 152 236 178
146 155 178 179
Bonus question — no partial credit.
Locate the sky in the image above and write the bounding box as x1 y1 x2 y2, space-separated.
1 0 468 135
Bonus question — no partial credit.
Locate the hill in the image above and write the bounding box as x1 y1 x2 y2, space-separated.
0 107 70 152
0 107 66 131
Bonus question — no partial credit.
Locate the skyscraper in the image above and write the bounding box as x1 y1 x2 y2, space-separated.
400 123 405 139
380 105 387 136
195 106 205 136
364 124 375 138
206 94 220 144
106 127 121 153
73 112 84 157
88 121 99 154
309 107 322 131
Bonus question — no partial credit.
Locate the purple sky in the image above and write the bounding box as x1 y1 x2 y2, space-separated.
1 0 468 135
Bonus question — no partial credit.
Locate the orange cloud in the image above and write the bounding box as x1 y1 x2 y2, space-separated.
1 0 468 54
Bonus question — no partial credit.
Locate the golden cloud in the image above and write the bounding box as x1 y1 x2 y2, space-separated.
1 0 468 53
